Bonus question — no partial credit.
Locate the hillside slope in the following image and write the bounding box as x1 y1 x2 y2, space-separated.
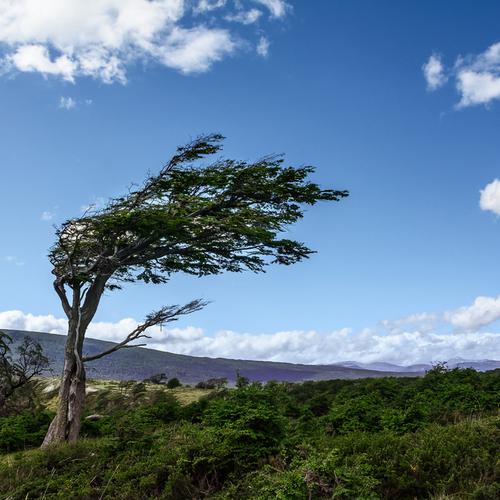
4 329 418 383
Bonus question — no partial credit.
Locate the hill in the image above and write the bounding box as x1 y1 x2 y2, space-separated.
5 329 420 383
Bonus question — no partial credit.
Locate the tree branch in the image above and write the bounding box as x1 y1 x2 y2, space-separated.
82 299 207 363
53 279 72 319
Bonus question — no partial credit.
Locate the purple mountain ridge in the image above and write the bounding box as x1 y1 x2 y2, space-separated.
4 330 499 384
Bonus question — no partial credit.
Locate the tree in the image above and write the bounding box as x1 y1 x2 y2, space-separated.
196 377 227 390
42 134 348 447
144 373 168 384
0 331 49 414
236 370 250 389
166 377 181 389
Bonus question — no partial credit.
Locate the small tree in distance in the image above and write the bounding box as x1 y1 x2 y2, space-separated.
0 331 49 414
42 134 348 447
166 377 181 389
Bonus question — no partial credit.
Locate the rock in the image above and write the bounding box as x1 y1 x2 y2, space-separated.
85 414 104 421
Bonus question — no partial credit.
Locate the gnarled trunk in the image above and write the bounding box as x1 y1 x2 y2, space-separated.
42 299 92 447
41 353 86 447
42 276 112 447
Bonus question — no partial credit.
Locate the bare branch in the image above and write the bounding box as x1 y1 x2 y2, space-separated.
53 279 72 318
82 299 208 363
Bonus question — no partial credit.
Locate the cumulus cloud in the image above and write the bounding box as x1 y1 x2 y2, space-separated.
0 310 66 333
8 44 76 81
425 41 500 107
445 296 500 331
158 26 235 74
2 303 500 365
480 179 500 216
0 0 289 83
422 54 446 90
457 70 500 108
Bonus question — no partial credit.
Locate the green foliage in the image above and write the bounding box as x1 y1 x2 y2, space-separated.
0 331 49 414
0 410 53 452
196 377 227 390
50 134 348 289
166 377 182 389
0 368 499 498
235 370 250 389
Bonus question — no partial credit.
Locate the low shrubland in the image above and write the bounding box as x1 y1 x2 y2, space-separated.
0 366 499 499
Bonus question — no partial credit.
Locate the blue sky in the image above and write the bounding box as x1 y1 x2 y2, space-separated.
2 0 500 364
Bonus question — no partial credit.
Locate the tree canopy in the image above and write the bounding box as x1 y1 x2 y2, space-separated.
50 133 348 304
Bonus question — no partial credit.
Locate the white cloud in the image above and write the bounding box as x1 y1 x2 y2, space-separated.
253 0 289 19
226 9 262 25
457 70 500 108
8 44 76 81
480 179 500 216
456 42 500 107
426 41 500 107
2 301 500 365
422 54 446 91
158 26 235 74
0 310 66 333
381 312 439 335
59 96 76 110
194 0 227 14
445 296 500 331
256 36 269 57
0 0 288 83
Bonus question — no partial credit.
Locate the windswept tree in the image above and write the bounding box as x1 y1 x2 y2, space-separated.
0 332 49 413
42 134 348 446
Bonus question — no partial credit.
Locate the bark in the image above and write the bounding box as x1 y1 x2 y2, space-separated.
42 282 104 448
41 355 86 446
41 316 87 447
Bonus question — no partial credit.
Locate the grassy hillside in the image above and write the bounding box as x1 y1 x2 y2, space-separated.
0 366 499 499
6 329 419 383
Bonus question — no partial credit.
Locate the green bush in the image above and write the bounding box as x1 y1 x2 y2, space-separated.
0 410 53 452
0 368 499 498
167 377 182 389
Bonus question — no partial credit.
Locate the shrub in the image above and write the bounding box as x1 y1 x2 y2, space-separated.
0 410 53 452
167 377 182 389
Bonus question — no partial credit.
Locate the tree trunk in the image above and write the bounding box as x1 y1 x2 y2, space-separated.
42 316 87 447
41 355 86 447
42 277 108 447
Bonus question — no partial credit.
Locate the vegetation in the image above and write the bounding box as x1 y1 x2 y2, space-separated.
44 133 348 446
0 366 498 498
166 378 182 389
0 331 49 414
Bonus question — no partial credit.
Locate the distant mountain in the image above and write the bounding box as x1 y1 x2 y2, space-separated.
336 361 431 372
5 330 498 383
337 358 500 373
4 329 419 384
445 357 500 372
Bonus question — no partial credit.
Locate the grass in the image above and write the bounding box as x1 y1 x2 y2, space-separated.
35 377 212 413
